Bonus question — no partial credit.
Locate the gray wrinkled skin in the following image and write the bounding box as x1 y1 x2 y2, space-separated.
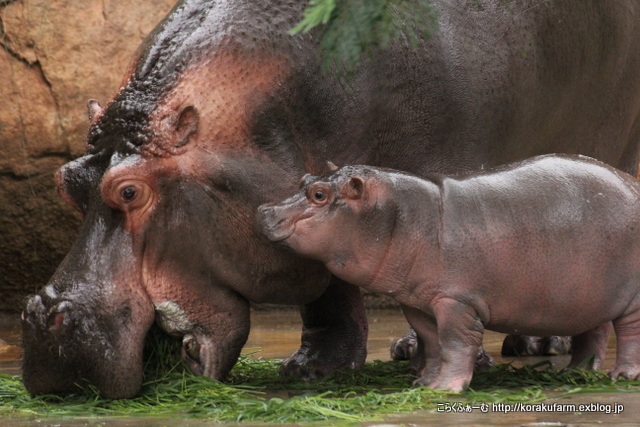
22 0 640 398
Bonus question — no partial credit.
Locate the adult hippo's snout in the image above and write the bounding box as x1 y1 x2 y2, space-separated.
23 294 72 336
21 154 157 398
21 282 155 399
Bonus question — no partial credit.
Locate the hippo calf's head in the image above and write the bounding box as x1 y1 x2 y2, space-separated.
257 165 381 263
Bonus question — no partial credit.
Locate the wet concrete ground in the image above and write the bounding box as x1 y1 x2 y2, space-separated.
1 309 638 426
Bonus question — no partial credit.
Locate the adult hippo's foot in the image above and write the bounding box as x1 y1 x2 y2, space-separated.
280 278 368 380
390 328 495 372
390 328 418 361
501 335 572 357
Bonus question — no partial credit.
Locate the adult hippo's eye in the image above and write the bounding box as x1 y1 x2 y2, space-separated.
105 179 155 213
100 169 158 233
121 186 137 202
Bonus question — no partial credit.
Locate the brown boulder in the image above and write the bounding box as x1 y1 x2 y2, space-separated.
0 0 177 312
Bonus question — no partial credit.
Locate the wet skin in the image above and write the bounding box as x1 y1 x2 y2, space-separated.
21 0 640 398
258 155 640 391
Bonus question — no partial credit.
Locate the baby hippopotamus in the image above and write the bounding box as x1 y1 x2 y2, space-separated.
257 154 640 392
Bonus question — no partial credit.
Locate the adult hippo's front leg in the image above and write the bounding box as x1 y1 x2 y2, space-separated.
281 277 368 379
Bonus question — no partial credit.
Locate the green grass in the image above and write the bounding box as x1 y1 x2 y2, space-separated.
1 328 639 423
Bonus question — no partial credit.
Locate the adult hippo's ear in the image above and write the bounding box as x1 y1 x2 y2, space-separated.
174 105 199 149
327 161 339 172
149 105 200 156
87 99 103 124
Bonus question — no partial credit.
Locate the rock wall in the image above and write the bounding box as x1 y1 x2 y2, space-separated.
0 0 177 312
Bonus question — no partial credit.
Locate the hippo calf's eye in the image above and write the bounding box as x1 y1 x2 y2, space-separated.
314 190 326 202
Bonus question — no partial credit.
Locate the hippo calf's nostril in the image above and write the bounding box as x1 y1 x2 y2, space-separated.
257 205 274 221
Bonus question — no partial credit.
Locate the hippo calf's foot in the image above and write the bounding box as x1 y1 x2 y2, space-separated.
609 363 640 381
413 374 470 393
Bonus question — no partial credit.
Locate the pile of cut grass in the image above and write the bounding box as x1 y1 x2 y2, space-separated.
1 327 638 423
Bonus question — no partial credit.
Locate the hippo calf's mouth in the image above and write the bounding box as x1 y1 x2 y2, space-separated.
256 204 307 243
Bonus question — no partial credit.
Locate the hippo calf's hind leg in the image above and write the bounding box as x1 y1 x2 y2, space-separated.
565 323 611 371
391 328 495 371
609 315 640 380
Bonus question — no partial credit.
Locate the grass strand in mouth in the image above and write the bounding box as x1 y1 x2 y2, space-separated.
1 329 639 422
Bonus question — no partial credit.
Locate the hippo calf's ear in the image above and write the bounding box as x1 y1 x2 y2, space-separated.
174 105 199 148
345 177 364 199
87 99 103 123
327 161 339 172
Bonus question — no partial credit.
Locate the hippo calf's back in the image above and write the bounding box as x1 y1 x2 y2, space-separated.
438 155 640 336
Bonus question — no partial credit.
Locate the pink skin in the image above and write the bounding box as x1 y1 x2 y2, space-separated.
258 157 640 392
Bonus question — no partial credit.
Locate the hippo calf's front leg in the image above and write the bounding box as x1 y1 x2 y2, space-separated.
414 297 484 392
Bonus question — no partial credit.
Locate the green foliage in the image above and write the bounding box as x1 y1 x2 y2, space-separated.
291 0 438 73
1 331 638 422
290 0 336 34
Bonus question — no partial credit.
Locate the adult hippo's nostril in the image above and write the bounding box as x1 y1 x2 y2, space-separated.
49 312 66 331
183 334 201 361
23 293 74 334
47 301 73 332
182 334 205 376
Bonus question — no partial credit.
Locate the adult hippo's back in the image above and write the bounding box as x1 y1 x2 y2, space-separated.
22 0 640 398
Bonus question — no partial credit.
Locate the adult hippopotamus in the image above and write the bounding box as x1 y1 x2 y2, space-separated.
257 155 640 391
21 0 640 398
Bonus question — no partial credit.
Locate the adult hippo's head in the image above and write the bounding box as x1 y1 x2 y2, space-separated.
21 0 331 398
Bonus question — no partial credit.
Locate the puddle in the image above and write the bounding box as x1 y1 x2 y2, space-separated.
0 308 637 426
0 313 21 376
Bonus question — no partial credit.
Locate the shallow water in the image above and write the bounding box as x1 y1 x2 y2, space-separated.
0 309 637 426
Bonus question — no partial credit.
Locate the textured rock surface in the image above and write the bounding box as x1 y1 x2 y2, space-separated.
0 0 177 312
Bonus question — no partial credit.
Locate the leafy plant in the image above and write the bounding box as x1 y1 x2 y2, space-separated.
1 329 638 423
292 0 438 73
